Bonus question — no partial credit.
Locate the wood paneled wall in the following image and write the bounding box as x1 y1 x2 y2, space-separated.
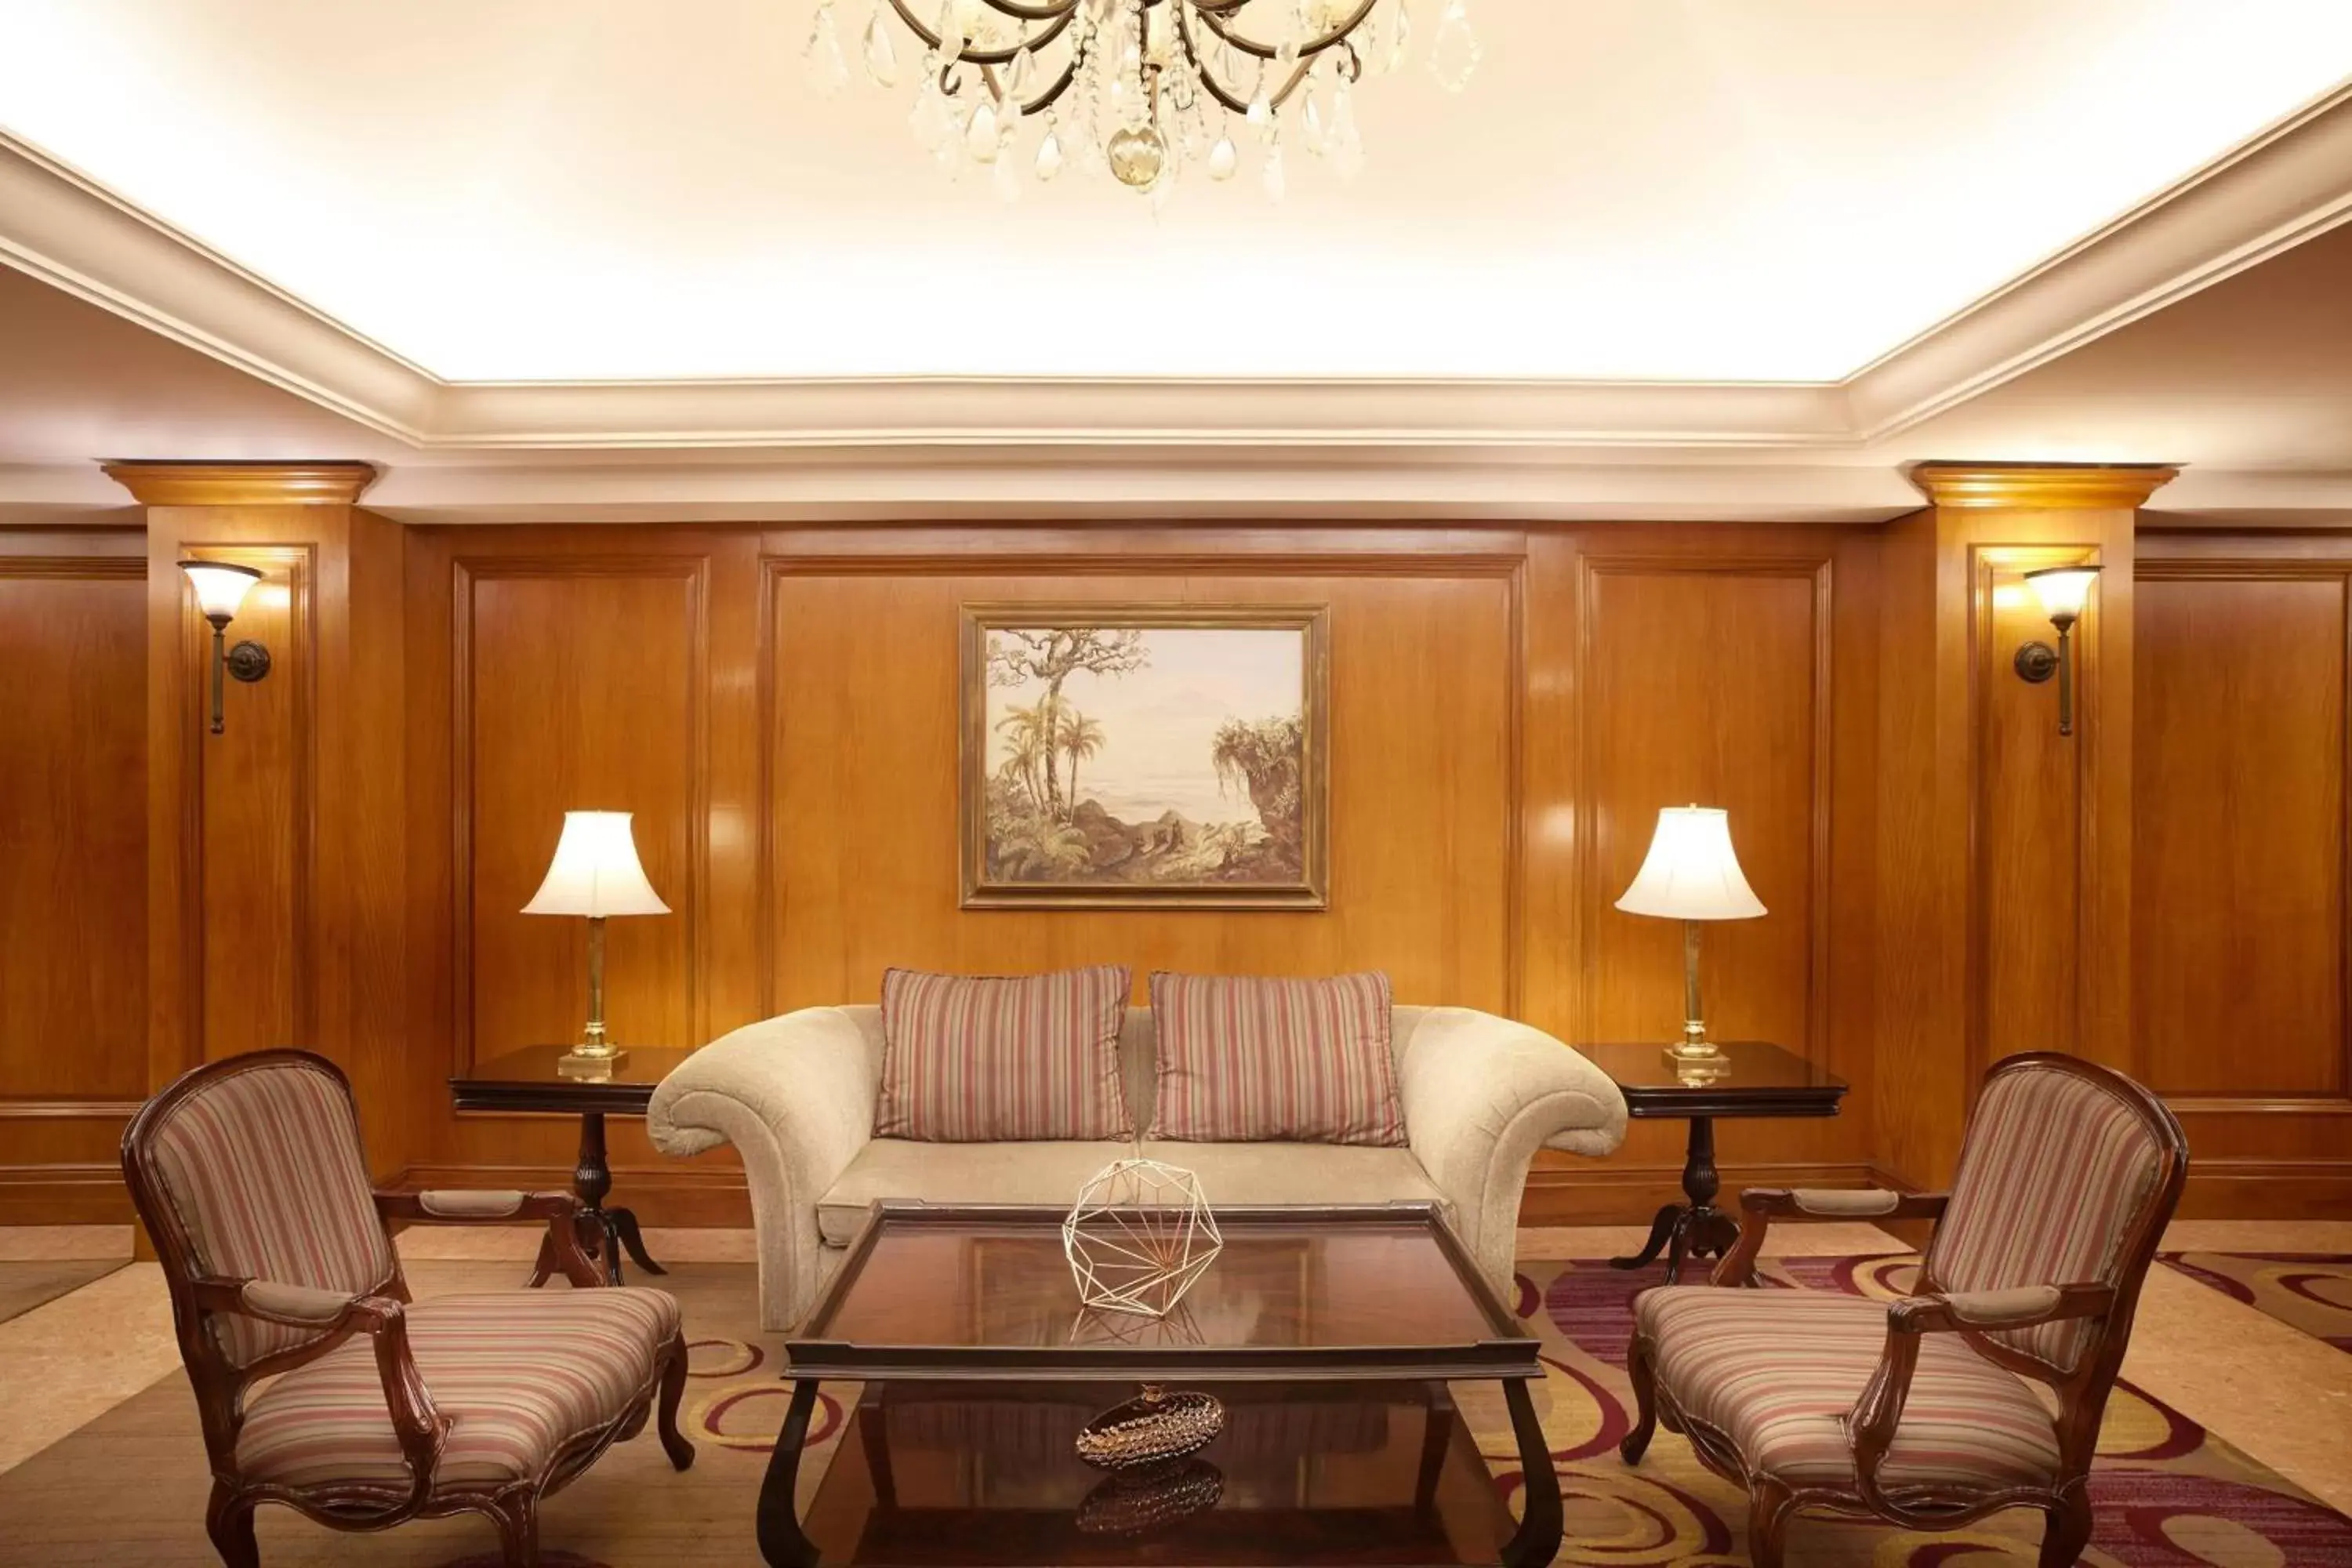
390 523 1882 1221
2133 535 2352 1214
8 479 2347 1225
0 531 147 1221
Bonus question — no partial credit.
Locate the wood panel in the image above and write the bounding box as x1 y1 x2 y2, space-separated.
1575 557 1830 1054
456 560 707 1068
1975 547 2108 1073
763 561 1519 1011
0 537 147 1221
2136 564 2349 1102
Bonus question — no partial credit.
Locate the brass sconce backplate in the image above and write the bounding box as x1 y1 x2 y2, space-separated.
224 640 272 684
2014 641 2059 684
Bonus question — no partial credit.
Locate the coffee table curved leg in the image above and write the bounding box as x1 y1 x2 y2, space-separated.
757 1379 824 1568
1501 1376 1562 1568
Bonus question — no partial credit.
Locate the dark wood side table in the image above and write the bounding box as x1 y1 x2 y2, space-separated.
1576 1040 1847 1285
449 1044 693 1287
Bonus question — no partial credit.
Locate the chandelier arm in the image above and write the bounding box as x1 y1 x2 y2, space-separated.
979 54 1081 114
886 0 1075 65
976 0 1080 19
1189 0 1378 62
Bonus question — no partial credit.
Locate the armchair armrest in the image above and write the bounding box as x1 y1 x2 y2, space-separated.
648 1007 882 1330
193 1275 448 1510
1708 1187 1951 1287
1846 1281 2114 1517
375 1189 602 1287
1396 1008 1628 1298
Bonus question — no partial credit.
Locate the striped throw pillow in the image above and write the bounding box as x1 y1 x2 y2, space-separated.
875 966 1134 1142
1147 971 1406 1145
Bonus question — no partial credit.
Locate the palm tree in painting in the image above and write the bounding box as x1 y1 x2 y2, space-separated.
995 702 1050 811
1056 710 1107 811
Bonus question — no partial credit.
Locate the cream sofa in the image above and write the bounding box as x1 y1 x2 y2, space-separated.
648 1003 1628 1330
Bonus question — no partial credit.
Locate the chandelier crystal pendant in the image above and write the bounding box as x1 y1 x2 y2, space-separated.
803 0 1479 199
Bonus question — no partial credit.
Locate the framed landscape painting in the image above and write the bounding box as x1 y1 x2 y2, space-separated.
960 605 1329 909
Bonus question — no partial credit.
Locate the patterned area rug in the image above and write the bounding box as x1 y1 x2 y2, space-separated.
2160 1252 2352 1353
1 1256 2347 1566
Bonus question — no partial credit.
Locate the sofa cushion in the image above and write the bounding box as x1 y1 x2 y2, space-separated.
1148 971 1406 1145
815 1138 1450 1247
874 965 1133 1142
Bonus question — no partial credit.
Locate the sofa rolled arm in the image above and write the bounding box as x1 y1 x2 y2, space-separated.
1396 1007 1628 1298
648 1007 880 1330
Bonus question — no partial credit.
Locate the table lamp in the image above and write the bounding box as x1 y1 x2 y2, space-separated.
1614 805 1766 1066
523 811 670 1077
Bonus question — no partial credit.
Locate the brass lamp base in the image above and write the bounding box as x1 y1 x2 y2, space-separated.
557 1046 629 1079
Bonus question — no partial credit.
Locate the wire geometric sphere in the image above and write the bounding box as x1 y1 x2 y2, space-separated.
1062 1157 1224 1318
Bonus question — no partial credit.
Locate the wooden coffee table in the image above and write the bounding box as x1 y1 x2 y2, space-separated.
759 1203 1556 1568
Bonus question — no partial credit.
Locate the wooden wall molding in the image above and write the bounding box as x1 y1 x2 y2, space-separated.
1910 463 2180 510
757 542 1529 1020
158 543 318 1080
2133 548 2352 1138
448 554 714 1073
1 535 148 1220
1570 552 1837 1055
103 461 379 508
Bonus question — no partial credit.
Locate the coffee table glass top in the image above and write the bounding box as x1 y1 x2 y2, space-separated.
791 1203 1536 1382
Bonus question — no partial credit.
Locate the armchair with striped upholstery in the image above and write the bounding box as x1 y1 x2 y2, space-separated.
122 1050 695 1567
1621 1052 2187 1568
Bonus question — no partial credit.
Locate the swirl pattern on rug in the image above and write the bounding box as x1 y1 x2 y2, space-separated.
670 1254 2352 1566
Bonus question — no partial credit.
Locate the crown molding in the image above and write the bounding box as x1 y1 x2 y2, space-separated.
2 80 2350 455
1907 462 2180 511
100 459 379 507
1846 80 2352 440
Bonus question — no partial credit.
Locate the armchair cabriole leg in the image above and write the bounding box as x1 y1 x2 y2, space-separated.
658 1331 696 1469
1621 1333 1659 1464
2040 1489 2093 1567
493 1493 542 1568
204 1483 259 1568
1746 1479 1798 1568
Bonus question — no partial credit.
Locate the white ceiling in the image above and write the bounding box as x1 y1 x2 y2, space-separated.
3 0 2350 381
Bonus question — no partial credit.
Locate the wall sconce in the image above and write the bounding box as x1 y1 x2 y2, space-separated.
178 561 273 735
2013 564 2100 737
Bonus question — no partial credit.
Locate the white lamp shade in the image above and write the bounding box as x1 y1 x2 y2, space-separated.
180 561 263 622
2024 565 2100 622
1615 806 1766 921
522 811 670 917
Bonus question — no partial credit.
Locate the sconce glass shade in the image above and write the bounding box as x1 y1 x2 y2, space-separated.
1615 806 1767 921
522 811 670 917
179 561 263 623
2023 565 2100 625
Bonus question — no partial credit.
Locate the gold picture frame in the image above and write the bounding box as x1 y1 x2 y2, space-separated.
960 604 1330 909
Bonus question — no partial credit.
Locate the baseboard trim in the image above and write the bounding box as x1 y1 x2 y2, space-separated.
390 1163 753 1228
1518 1161 1882 1226
2177 1160 2352 1220
0 1163 134 1224
375 1156 2352 1232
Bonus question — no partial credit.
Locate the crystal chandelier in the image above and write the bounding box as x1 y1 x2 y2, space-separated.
802 0 1481 200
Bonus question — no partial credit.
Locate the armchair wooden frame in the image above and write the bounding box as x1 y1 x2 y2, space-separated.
1621 1052 2188 1568
122 1050 695 1568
